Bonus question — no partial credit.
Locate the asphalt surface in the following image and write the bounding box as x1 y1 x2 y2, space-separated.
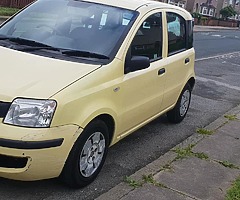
97 105 240 200
0 29 239 199
194 30 240 58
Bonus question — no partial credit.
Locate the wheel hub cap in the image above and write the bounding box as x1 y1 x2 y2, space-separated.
79 132 105 178
180 90 190 117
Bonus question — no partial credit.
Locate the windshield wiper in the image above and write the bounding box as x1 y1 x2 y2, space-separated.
0 36 59 51
0 36 109 60
0 36 8 40
10 37 58 48
62 50 109 60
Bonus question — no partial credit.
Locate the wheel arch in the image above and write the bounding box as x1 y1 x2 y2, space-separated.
187 77 195 91
89 114 115 146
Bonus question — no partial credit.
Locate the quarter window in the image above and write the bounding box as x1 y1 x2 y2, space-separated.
130 13 162 61
167 12 186 55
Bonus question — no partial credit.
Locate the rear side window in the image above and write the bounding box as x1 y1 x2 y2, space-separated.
167 12 186 56
131 12 162 61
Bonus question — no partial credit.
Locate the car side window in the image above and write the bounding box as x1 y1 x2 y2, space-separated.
131 12 162 61
167 12 186 56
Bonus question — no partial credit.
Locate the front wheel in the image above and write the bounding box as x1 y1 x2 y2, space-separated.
167 83 192 123
61 120 109 188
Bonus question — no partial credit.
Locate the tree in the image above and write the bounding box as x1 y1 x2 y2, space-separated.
232 0 236 9
220 5 237 20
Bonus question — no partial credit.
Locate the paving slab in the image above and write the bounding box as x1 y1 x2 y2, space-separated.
96 151 177 200
154 157 240 200
217 120 240 138
120 184 194 200
193 121 240 166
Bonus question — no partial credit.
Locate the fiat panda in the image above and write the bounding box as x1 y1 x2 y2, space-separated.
0 0 195 187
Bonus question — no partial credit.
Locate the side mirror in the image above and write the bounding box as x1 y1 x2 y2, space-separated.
125 56 150 73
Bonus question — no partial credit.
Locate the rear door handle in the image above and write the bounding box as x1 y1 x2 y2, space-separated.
158 68 165 75
185 58 190 64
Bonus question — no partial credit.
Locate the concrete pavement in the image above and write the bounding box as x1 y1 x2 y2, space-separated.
97 104 240 200
0 16 8 24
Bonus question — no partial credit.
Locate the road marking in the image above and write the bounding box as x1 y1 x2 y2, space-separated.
211 34 225 38
196 51 240 62
211 35 226 38
197 76 240 91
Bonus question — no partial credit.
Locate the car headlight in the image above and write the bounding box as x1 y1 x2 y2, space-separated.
4 98 57 128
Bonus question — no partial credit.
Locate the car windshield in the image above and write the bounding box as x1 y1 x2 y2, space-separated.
0 0 137 60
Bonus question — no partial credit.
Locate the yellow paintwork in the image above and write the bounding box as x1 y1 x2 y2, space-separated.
0 46 101 101
0 124 81 180
0 0 195 181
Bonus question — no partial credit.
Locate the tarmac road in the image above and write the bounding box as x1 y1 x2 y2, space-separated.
0 28 239 199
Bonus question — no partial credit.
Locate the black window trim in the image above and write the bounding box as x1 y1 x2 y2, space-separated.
129 12 163 63
186 19 194 49
168 48 187 57
150 56 163 63
166 12 187 57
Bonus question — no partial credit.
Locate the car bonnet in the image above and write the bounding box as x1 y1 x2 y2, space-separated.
0 46 101 101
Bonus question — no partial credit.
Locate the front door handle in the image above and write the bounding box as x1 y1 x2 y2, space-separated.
185 58 190 64
158 68 165 75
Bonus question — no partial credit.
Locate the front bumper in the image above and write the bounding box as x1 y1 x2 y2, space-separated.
0 123 82 181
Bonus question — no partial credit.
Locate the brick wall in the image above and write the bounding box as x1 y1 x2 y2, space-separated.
0 0 34 8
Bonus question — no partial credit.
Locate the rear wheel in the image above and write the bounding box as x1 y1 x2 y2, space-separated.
61 120 109 188
167 83 192 123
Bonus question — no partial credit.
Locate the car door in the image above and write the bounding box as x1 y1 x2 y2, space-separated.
117 12 168 137
160 11 194 110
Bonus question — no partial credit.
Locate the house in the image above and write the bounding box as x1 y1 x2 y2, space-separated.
157 0 218 16
164 0 239 19
167 0 187 8
193 0 217 17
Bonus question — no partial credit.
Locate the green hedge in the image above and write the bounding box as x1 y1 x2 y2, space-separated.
0 7 19 16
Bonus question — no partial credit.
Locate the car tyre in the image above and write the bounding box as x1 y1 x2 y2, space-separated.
61 119 109 188
167 83 192 123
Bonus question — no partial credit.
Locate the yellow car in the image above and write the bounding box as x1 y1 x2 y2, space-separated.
0 0 195 187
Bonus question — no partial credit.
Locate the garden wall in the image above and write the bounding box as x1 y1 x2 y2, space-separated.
194 18 238 27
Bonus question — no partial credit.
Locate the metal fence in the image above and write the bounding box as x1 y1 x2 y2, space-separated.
0 0 34 8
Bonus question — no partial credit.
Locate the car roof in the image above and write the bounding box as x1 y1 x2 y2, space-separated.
83 0 179 11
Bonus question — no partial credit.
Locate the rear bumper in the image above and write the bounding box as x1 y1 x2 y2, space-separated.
0 123 82 181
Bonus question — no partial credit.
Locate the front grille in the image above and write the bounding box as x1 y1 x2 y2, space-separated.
0 101 11 118
0 154 28 168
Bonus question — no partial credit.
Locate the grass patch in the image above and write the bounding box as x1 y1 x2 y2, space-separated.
218 161 239 169
225 177 240 200
196 128 214 135
173 144 209 160
124 174 167 189
194 152 209 160
124 176 142 188
0 7 20 16
142 174 155 184
142 174 167 188
224 115 238 121
160 163 174 172
174 144 194 160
